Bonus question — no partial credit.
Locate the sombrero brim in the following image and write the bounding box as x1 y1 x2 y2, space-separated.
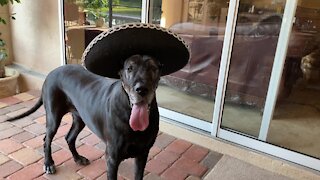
82 23 190 79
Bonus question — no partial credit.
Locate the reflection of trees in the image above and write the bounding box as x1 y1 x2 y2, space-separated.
67 0 120 27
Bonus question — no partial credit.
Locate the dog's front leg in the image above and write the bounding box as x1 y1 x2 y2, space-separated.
134 153 148 180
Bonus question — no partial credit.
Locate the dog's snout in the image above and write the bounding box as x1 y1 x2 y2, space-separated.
135 86 148 97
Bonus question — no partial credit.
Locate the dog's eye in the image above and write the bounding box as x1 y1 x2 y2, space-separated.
127 65 133 72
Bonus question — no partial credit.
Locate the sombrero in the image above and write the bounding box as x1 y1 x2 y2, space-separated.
82 23 190 79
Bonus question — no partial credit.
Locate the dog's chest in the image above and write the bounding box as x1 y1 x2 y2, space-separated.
119 132 156 158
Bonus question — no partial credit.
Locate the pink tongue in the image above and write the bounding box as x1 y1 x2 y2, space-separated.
129 103 149 131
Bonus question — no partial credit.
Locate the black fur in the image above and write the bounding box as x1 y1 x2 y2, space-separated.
7 55 161 180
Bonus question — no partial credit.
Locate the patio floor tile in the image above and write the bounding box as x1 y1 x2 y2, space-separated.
0 160 23 178
0 139 24 155
0 91 222 179
6 163 43 180
11 131 36 143
0 97 22 106
13 93 35 102
9 147 42 166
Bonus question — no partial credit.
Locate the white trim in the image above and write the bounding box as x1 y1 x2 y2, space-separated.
58 0 66 65
141 0 149 23
258 0 298 141
219 129 320 171
159 107 211 132
148 0 154 23
211 0 240 136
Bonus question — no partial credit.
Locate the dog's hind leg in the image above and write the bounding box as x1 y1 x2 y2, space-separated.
43 109 64 174
65 113 90 165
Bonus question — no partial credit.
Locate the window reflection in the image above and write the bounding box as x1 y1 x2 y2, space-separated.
221 0 285 137
268 0 320 159
64 0 143 65
157 0 229 121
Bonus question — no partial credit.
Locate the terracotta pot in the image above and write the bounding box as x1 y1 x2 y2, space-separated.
0 67 19 98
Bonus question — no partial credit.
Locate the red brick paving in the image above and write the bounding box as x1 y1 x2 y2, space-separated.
0 91 222 179
11 131 36 143
0 139 23 155
0 161 23 178
6 163 44 180
161 166 189 180
0 97 22 106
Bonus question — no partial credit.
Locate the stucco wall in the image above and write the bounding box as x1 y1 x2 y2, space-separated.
10 0 62 75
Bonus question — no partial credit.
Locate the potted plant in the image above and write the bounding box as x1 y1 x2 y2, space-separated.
0 0 21 98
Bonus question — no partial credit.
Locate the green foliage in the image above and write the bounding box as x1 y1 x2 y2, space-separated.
79 0 108 19
0 0 21 62
0 38 8 61
82 0 107 9
0 0 20 6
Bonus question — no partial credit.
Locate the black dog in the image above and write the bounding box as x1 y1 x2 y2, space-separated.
7 54 161 180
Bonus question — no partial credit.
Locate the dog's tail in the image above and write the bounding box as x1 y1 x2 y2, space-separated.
6 97 43 121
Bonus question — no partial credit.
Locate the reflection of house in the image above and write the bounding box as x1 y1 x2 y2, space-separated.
163 19 281 108
160 0 320 108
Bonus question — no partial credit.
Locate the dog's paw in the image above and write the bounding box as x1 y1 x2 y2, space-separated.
43 165 56 174
75 155 90 165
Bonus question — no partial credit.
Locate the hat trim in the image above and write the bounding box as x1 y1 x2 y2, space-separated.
81 23 191 70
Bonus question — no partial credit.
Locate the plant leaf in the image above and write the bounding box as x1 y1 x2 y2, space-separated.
0 17 7 25
0 51 7 61
0 0 9 6
0 39 5 46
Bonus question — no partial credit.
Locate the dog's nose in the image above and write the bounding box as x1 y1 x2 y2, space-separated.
135 86 148 97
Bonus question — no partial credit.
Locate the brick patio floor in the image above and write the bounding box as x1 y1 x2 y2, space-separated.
0 91 223 180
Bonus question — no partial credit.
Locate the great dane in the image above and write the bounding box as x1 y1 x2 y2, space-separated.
7 54 161 180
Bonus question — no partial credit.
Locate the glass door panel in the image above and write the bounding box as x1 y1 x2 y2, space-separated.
155 0 230 124
221 0 285 137
267 0 320 158
64 0 143 65
149 0 162 24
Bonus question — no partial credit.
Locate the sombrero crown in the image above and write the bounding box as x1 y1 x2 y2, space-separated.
82 23 190 79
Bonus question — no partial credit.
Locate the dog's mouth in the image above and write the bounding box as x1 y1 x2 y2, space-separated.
122 82 155 132
129 101 149 132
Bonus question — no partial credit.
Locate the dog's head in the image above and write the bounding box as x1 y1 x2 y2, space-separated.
120 55 161 131
120 54 161 105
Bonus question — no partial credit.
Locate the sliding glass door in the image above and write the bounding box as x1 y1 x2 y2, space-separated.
220 0 284 138
266 0 320 160
214 0 320 171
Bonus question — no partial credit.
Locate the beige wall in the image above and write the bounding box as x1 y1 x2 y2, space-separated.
161 0 184 28
10 0 62 75
0 4 13 64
